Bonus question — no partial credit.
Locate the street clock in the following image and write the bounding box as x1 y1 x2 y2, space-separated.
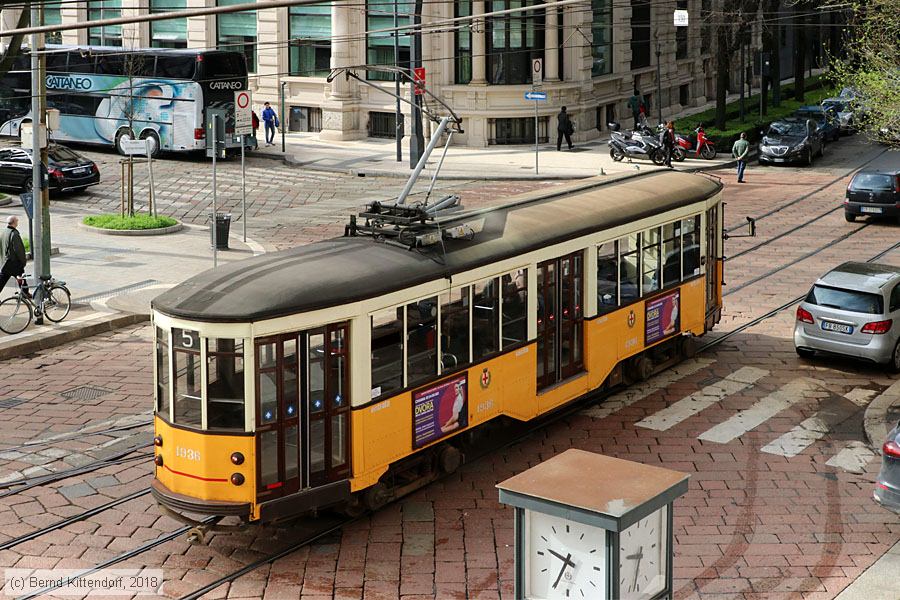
497 449 689 600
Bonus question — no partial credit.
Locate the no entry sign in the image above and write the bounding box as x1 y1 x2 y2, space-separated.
234 90 252 135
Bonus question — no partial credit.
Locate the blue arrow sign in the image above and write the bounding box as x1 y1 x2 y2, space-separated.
525 91 547 101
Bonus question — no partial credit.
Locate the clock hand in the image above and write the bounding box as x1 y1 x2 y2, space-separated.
551 552 573 589
547 548 577 568
624 551 644 560
631 547 643 593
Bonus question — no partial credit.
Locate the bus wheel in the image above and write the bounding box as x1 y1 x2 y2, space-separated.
140 130 161 157
115 129 135 156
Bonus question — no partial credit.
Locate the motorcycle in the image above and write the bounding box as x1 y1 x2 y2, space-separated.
674 126 717 160
607 122 666 165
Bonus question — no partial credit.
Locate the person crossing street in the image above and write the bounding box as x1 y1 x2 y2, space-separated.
732 132 750 183
262 102 279 146
0 215 27 294
659 121 676 168
556 106 574 151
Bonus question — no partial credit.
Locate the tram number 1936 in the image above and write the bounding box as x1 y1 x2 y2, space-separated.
176 447 201 461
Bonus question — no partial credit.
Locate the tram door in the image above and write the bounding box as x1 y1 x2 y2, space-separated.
705 205 720 316
255 323 350 502
536 252 584 390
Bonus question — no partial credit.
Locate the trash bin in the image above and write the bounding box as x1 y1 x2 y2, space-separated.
210 212 231 249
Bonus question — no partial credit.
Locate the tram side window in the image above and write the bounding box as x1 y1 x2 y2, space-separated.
619 234 640 304
155 327 169 417
172 328 201 427
206 338 245 430
407 297 438 387
682 215 701 278
473 278 500 360
597 241 618 312
440 286 470 372
642 227 661 295
501 269 528 349
371 308 403 399
662 221 682 287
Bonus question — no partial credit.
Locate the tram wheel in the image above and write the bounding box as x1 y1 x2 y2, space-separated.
438 445 462 475
364 482 391 512
340 494 367 518
631 355 654 382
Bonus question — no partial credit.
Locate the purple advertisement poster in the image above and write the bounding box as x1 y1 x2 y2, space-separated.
645 289 681 345
413 374 468 449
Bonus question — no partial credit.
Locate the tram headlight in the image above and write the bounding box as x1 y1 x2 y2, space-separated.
154 454 164 467
230 473 245 486
153 435 163 447
230 452 244 465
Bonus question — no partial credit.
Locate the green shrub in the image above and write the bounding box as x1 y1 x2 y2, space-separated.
24 237 30 252
83 214 178 230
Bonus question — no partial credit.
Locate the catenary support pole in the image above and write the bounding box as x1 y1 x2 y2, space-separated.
534 98 538 175
30 4 42 282
280 81 286 153
211 115 218 268
655 37 662 125
394 0 402 162
241 134 246 242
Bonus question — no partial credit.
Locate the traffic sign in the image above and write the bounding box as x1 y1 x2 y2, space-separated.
120 138 150 155
532 58 543 86
234 90 252 135
525 91 547 101
413 67 426 96
674 9 689 26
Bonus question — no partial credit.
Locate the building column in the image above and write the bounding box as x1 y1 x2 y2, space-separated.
544 2 559 81
328 0 354 99
320 0 362 140
186 0 214 49
470 0 486 84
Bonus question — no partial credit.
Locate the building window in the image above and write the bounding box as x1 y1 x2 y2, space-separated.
630 0 651 69
591 0 612 76
700 0 711 51
289 3 331 77
489 117 548 145
675 0 688 59
455 0 472 84
45 5 62 44
367 0 411 81
289 106 323 132
217 0 257 71
486 0 543 85
150 0 187 49
88 0 123 46
679 83 690 106
368 111 400 138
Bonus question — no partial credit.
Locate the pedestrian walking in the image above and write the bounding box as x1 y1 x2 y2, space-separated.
659 121 676 168
556 106 574 151
627 89 643 129
0 215 27 294
262 102 279 146
732 132 750 183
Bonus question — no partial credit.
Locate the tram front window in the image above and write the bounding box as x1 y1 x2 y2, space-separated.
206 338 245 430
155 327 170 417
173 328 201 426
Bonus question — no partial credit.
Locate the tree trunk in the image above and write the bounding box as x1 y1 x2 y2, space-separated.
793 7 806 101
715 26 730 129
0 8 29 76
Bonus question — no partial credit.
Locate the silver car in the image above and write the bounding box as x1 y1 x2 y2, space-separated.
794 262 900 371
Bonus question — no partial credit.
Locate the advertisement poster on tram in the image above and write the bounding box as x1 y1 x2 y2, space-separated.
413 374 468 448
645 289 680 344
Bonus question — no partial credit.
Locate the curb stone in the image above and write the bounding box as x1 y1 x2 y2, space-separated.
0 311 148 361
78 221 184 236
863 379 900 452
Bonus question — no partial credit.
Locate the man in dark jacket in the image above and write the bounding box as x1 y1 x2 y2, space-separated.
557 106 574 151
659 121 676 168
0 215 27 293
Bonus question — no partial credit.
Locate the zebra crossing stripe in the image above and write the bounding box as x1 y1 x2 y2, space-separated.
583 358 715 420
761 399 860 458
697 378 825 444
825 441 876 474
635 366 769 432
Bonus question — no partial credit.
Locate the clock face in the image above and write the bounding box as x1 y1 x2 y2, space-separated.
524 511 607 600
617 505 667 600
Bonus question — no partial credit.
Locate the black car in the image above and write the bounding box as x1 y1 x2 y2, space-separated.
844 170 900 223
794 105 841 143
875 420 900 513
0 144 100 194
758 118 824 166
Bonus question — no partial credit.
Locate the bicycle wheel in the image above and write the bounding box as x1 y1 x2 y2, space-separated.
43 284 71 323
0 296 32 334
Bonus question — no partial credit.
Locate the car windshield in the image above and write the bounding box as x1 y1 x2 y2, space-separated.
768 122 806 136
851 173 894 191
48 146 82 162
806 285 883 314
796 112 823 123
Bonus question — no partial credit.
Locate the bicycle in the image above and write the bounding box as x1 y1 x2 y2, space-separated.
0 275 71 334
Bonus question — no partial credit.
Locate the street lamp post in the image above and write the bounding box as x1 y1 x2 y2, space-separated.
655 36 662 125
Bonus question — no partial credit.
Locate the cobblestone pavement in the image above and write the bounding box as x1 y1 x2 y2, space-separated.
1 136 899 600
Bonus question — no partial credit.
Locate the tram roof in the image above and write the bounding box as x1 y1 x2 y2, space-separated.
152 171 721 323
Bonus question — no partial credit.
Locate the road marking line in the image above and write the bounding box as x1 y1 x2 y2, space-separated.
843 388 878 407
636 366 769 431
761 416 830 457
583 358 716 420
698 378 825 444
825 441 876 474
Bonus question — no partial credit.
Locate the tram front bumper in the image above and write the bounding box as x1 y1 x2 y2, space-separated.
151 479 251 519
258 479 351 522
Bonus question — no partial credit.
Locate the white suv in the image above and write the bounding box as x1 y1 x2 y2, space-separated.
794 262 900 372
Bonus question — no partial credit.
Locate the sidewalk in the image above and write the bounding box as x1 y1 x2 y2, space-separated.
834 540 900 600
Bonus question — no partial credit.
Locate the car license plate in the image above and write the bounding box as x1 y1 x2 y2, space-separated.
821 321 853 334
772 158 785 162
860 206 882 214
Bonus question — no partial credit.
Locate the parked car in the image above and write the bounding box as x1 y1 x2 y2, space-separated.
0 144 100 193
794 105 841 143
821 98 855 134
875 420 900 513
844 170 900 223
794 261 900 371
758 118 824 166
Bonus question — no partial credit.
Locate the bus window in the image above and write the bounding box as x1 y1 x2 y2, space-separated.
66 52 95 74
206 338 245 430
682 215 701 277
597 241 618 312
662 221 682 287
371 308 403 398
156 55 195 79
642 227 661 295
96 54 125 75
440 286 470 372
406 297 437 387
46 52 69 73
172 328 201 427
473 278 499 360
502 269 527 348
198 51 248 82
155 327 169 418
619 234 640 304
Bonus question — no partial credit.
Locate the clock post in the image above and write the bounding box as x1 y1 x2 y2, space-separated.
497 449 689 600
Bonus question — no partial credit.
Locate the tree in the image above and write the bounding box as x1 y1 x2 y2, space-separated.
0 6 29 76
713 0 760 129
826 0 899 147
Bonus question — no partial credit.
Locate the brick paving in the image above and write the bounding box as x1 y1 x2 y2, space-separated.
0 135 899 599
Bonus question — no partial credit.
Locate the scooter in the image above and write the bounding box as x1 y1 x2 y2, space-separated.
607 122 666 165
675 126 717 159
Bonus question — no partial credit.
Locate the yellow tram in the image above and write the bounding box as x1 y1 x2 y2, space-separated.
150 170 724 526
